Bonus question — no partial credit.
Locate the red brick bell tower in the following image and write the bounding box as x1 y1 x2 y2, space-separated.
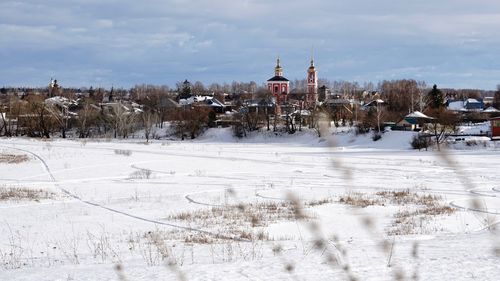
306 56 318 107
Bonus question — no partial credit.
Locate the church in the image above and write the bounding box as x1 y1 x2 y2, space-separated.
266 56 318 109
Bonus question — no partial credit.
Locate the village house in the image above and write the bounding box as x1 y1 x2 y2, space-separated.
491 117 500 140
395 111 434 131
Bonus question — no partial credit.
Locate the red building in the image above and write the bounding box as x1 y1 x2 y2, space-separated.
267 57 290 106
491 117 500 140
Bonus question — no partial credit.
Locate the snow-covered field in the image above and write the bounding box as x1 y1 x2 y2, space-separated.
0 129 499 280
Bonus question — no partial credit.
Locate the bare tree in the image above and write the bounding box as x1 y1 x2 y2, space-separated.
208 83 222 94
255 89 274 131
425 109 459 151
416 81 430 112
140 110 158 142
107 103 137 138
379 79 418 113
0 96 22 136
45 101 70 138
76 101 99 138
192 81 206 95
310 107 328 137
172 107 211 139
494 85 500 109
23 96 53 138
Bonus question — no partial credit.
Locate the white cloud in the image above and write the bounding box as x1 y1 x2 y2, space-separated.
95 19 114 29
1 0 500 88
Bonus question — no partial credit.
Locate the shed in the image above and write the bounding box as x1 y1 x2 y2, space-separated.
491 117 500 140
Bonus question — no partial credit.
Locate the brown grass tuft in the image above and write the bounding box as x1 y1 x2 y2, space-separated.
339 192 383 208
0 187 55 201
0 154 30 164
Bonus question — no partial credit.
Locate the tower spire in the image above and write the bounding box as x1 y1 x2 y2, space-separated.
307 48 318 106
275 55 283 76
310 47 314 67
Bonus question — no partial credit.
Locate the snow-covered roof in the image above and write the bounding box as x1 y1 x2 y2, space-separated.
207 99 224 107
466 98 480 104
45 96 69 105
326 99 354 105
483 106 500 113
363 99 385 108
193 95 213 102
448 100 465 111
292 110 311 116
179 97 195 105
405 111 433 119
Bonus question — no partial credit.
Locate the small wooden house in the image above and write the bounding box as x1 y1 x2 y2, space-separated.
491 117 500 140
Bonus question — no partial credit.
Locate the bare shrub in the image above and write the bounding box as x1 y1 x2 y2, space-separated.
0 154 30 164
86 230 121 264
305 198 334 207
410 135 432 150
114 149 132 156
137 231 174 266
129 169 153 179
0 227 25 269
372 132 382 141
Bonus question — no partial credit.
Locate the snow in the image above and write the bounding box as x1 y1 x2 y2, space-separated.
0 130 499 280
457 122 490 135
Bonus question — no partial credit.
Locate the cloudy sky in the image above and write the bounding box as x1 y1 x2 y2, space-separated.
1 0 500 89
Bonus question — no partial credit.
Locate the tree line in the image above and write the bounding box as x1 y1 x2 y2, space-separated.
1 80 499 142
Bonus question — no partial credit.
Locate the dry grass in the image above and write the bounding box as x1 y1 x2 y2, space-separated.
166 199 331 243
388 207 453 236
305 198 334 207
0 154 30 164
339 190 456 235
339 192 384 208
0 187 55 202
169 201 300 229
376 189 440 206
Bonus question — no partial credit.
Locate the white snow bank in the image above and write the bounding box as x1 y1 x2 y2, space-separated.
195 127 418 150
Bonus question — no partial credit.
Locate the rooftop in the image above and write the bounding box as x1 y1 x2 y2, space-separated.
267 76 289 82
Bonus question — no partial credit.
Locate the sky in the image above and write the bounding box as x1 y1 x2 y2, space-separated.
1 0 500 90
